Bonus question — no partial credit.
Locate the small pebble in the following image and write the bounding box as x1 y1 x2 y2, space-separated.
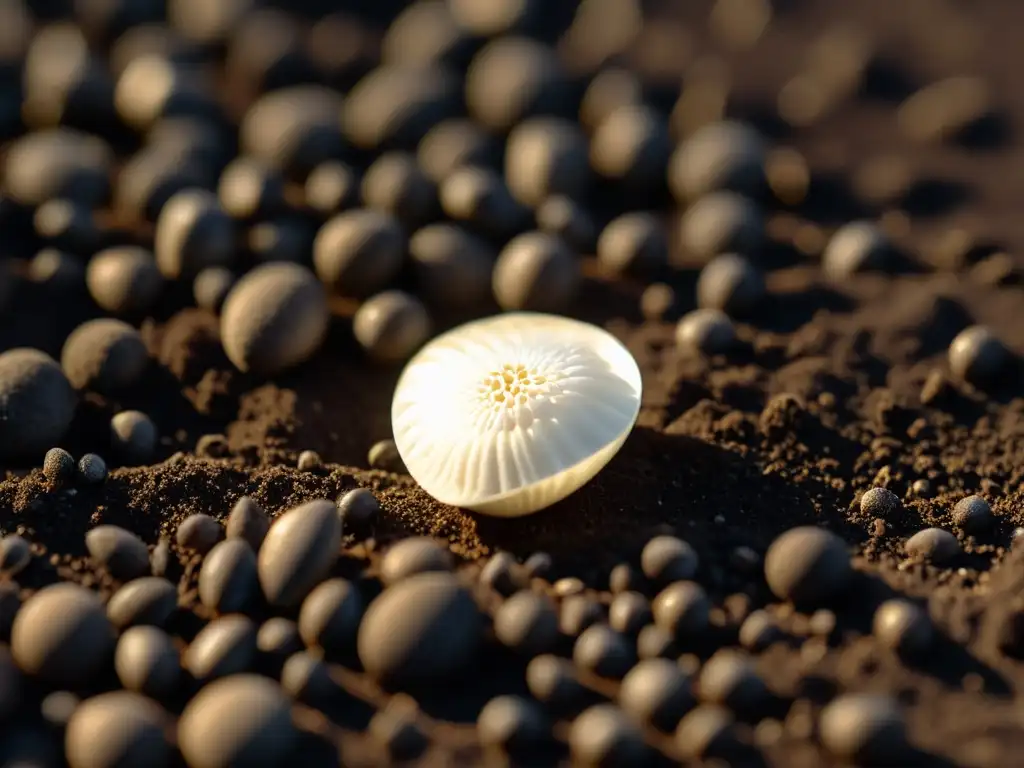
298 578 364 654
570 704 649 767
590 104 671 192
78 453 108 484
669 120 766 201
680 191 764 261
526 654 589 713
178 675 297 768
155 189 235 280
11 583 114 687
381 537 453 585
524 552 553 579
579 68 644 134
41 690 79 730
85 526 150 583
609 591 652 635
439 166 529 239
61 318 149 393
873 599 933 657
305 160 359 216
217 157 285 221
110 410 158 464
495 591 560 656
199 539 259 614
115 625 180 698
819 693 909 765
652 581 711 638
619 657 694 732
637 624 678 660
609 563 646 594
408 224 495 310
823 221 892 280
358 572 482 686
297 450 322 472
905 528 960 564
86 246 163 315
29 249 87 294
739 610 784 651
675 705 739 761
176 514 224 555
948 325 1010 386
0 349 77 457
764 527 852 607
337 488 380 531
225 496 270 552
477 695 550 757
353 290 432 364
258 499 341 609
368 438 406 472
493 231 580 312
505 117 591 209
952 495 994 534
312 209 406 299
65 691 172 768
34 199 100 253
193 267 235 313
0 535 31 576
596 212 668 278
220 262 329 375
697 649 769 715
106 577 178 630
536 196 598 253
417 119 500 184
369 696 429 761
642 536 700 584
280 650 335 705
860 487 902 518
150 538 172 578
560 594 605 637
257 618 304 660
573 624 635 679
361 151 438 229
697 253 765 316
183 614 258 682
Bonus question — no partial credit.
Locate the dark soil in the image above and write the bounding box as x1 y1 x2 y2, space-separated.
4 1 1024 766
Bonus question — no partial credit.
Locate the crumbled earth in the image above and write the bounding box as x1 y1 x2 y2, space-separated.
4 1 1024 767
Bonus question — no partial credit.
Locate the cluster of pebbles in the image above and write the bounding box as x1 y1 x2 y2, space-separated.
0 0 1021 766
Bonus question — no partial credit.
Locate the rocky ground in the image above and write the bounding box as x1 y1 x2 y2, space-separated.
2 0 1024 766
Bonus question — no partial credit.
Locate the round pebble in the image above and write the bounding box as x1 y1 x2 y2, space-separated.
505 117 590 209
697 649 769 715
61 318 149 393
669 120 766 201
78 453 108 484
107 577 178 630
652 581 711 638
34 199 100 253
361 151 438 228
193 267 235 313
905 527 960 563
417 119 500 183
764 526 853 607
478 695 550 757
220 262 330 375
225 496 270 552
43 447 76 488
0 349 77 457
183 614 258 682
873 599 933 657
637 624 678 660
86 525 150 581
86 247 163 315
66 691 172 768
526 654 589 712
953 494 994 534
680 191 764 261
337 488 380 531
738 610 784 651
597 212 668 277
115 626 180 698
29 249 87 294
353 290 432 364
439 165 529 239
199 539 259 614
298 578 364 654
819 693 909 765
590 104 672 191
381 537 453 586
296 450 322 472
948 325 1010 386
642 535 700 585
217 157 285 221
110 410 158 464
312 209 406 299
573 624 635 679
822 221 892 280
305 160 359 216
369 696 429 761
536 195 598 253
11 583 114 687
358 572 481 686
569 704 649 767
675 705 738 761
676 308 738 356
154 189 235 280
560 594 605 637
0 535 31 576
860 487 902 518
609 591 652 635
176 513 224 555
4 128 112 208
619 658 694 732
696 253 765 316
495 591 560 656
258 499 341 608
493 231 580 312
408 224 495 310
280 650 335 704
178 675 297 768
368 438 406 472
257 618 304 660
